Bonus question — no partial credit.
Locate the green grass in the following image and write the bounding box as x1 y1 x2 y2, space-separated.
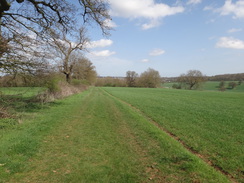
0 88 230 182
201 81 220 91
0 87 47 130
0 87 46 98
0 87 46 113
163 81 244 92
0 91 89 182
103 87 244 182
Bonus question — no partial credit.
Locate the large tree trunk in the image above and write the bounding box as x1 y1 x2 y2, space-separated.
65 73 71 84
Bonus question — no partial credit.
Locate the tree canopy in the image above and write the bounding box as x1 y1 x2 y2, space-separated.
0 0 111 74
126 71 138 87
138 68 161 88
0 0 111 35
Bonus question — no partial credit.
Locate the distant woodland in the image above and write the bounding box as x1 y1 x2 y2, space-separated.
164 73 244 82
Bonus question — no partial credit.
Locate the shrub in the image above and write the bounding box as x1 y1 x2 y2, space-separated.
45 78 60 93
228 82 237 89
71 79 84 86
172 84 182 89
219 81 226 91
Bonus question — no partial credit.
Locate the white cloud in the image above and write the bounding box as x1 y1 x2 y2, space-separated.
187 0 202 5
218 0 244 19
216 37 244 49
141 59 150 63
91 50 116 57
206 19 216 24
103 19 117 28
149 49 165 56
227 28 242 33
109 0 184 29
203 6 214 11
86 39 113 49
142 20 160 30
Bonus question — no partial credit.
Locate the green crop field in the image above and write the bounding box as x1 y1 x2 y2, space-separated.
103 87 244 182
0 87 243 182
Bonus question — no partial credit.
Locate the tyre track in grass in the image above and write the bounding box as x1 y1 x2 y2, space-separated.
100 88 236 183
101 91 166 182
7 87 167 182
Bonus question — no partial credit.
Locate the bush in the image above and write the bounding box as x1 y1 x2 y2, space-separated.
45 78 60 93
71 79 83 86
172 84 181 89
228 82 237 89
219 81 226 91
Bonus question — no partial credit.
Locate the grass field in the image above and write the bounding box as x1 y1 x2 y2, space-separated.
163 81 244 92
0 87 234 182
103 87 244 182
0 87 45 98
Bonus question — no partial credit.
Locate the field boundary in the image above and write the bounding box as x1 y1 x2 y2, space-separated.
100 88 236 183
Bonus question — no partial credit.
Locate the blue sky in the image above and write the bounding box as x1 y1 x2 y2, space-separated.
85 0 244 77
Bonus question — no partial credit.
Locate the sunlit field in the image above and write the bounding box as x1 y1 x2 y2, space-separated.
103 87 244 182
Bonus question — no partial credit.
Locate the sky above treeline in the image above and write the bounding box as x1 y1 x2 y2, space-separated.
85 0 244 77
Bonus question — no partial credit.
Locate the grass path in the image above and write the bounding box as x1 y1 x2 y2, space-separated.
1 88 231 182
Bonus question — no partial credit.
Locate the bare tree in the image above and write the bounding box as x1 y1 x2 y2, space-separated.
0 35 8 57
0 33 50 75
48 27 89 83
126 71 138 87
138 68 161 88
0 0 111 35
177 70 206 90
0 0 111 74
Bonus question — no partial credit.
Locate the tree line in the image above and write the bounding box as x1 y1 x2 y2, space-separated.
208 73 244 81
0 56 97 87
96 68 162 88
96 69 207 90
